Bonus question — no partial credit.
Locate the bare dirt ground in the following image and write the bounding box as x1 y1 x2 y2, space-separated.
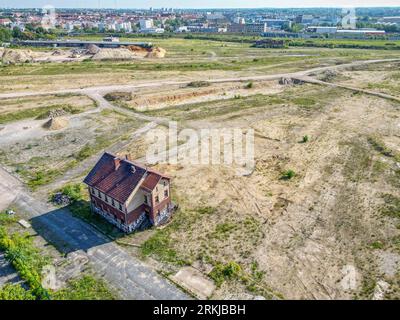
129 80 400 300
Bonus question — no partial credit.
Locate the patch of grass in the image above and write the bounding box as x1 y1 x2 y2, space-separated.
292 97 317 108
35 104 84 120
215 222 237 234
53 275 115 300
209 261 242 287
370 241 385 250
141 230 188 266
341 140 372 183
74 135 110 162
187 81 210 88
380 194 400 219
26 169 62 190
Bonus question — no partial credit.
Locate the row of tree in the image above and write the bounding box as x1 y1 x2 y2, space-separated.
0 24 58 42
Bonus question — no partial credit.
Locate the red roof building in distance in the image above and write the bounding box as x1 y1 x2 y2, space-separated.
83 152 174 233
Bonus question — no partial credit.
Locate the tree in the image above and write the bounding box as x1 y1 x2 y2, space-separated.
0 27 12 42
12 26 23 39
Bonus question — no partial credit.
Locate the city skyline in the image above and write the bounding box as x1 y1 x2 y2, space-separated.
1 0 400 9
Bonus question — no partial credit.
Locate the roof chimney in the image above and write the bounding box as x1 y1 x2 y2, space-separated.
114 157 121 170
125 154 132 161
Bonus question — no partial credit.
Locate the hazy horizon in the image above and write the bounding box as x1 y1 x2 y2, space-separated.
1 1 400 9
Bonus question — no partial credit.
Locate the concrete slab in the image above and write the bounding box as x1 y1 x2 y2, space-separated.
170 267 215 300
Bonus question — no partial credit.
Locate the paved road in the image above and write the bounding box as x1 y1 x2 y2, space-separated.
0 167 189 300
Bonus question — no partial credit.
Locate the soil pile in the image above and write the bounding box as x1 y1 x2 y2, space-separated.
52 50 63 56
104 91 132 102
1 49 33 64
146 47 167 58
86 44 100 55
126 45 149 57
42 117 69 131
92 48 138 61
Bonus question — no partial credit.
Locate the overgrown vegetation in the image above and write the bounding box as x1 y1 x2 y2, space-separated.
52 275 115 300
51 183 85 203
380 194 400 219
0 227 51 300
0 283 35 300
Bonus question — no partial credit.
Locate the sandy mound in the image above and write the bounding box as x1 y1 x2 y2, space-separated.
126 45 149 57
2 49 33 65
92 48 138 61
42 117 69 131
146 47 167 58
86 44 100 55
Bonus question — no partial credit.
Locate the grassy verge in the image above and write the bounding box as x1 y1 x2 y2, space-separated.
52 275 115 300
0 104 85 125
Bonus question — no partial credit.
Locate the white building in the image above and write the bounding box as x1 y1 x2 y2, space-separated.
140 27 165 34
139 19 154 30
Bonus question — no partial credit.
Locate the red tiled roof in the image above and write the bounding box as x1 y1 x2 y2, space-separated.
141 172 161 192
83 152 168 204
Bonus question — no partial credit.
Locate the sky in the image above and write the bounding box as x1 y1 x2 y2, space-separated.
1 1 400 9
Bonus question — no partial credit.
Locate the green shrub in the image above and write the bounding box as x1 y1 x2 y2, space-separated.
245 82 254 89
52 183 84 203
301 135 309 143
281 170 296 180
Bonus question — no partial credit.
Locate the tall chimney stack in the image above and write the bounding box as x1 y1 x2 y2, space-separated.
114 157 121 170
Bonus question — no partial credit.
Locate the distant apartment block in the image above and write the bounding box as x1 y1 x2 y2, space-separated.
379 16 400 25
228 23 268 34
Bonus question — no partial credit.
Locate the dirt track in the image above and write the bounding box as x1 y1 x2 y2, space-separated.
0 58 398 101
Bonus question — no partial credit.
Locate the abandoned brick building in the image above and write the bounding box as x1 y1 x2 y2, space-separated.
83 152 174 233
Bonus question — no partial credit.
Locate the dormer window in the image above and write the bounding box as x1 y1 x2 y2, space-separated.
155 195 159 203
